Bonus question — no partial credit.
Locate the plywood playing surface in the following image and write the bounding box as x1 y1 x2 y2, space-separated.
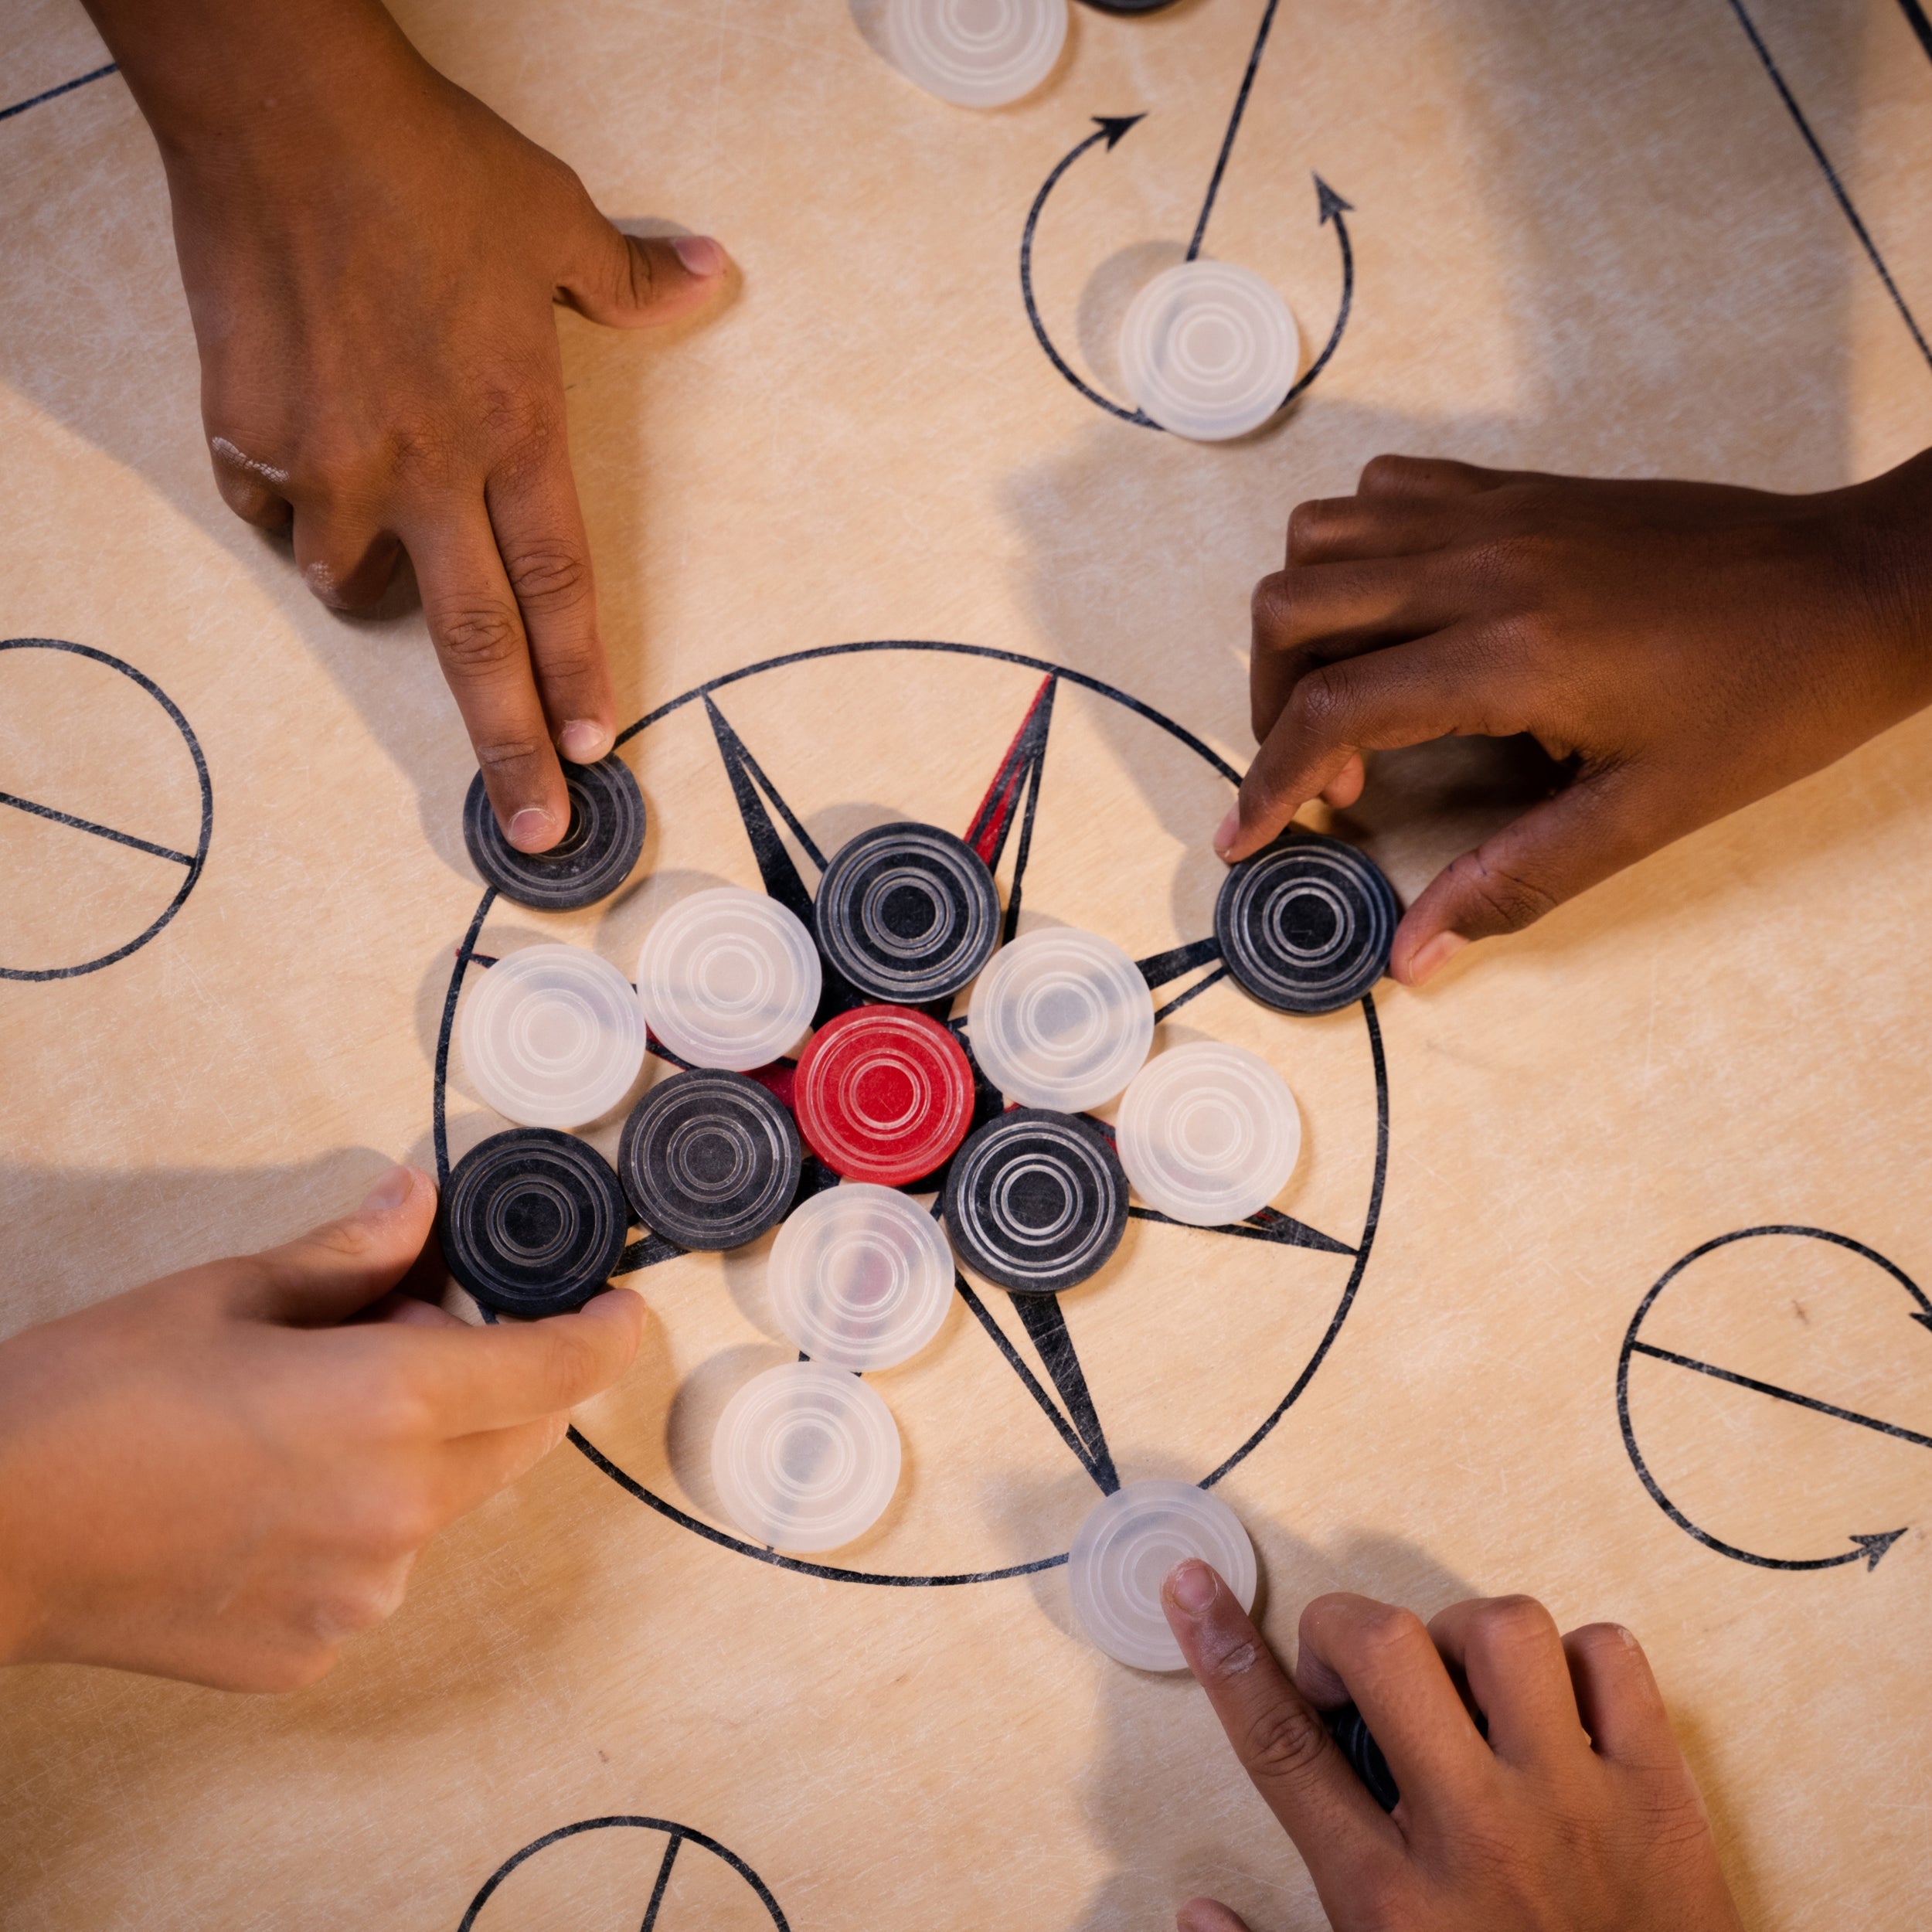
4 1 1932 1925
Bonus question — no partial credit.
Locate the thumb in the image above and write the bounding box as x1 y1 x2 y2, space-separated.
559 215 732 329
232 1166 440 1326
1390 767 1652 985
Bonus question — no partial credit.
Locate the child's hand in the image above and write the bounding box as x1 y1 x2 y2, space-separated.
1226 452 1932 982
1162 1563 1741 1932
0 1168 643 1691
88 0 730 852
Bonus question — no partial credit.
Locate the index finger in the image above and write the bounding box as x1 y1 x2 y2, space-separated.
1162 1562 1402 1891
408 502 570 852
403 1286 647 1434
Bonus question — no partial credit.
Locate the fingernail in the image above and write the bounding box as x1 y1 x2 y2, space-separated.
560 719 612 764
1407 932 1468 985
1165 1560 1219 1616
507 806 556 852
1213 807 1241 859
360 1165 417 1213
672 236 725 277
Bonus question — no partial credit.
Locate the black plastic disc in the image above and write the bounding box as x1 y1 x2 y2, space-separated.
461 754 646 912
618 1070 803 1252
1325 1705 1400 1813
941 1107 1128 1294
441 1127 630 1318
813 821 1001 1005
1215 828 1399 1015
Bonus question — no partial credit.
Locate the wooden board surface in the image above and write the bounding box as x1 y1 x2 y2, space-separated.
3 1 1931 1925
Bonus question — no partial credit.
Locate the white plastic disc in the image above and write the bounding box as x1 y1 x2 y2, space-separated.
885 0 1066 108
1120 260 1301 442
1116 1042 1301 1226
968 927 1154 1111
1069 1479 1258 1672
711 1362 903 1553
457 942 646 1129
768 1184 956 1372
636 887 822 1072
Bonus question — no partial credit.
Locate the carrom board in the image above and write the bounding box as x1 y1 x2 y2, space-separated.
3 1 1932 1926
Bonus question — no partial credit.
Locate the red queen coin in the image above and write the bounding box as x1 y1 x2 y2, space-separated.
794 1005 976 1185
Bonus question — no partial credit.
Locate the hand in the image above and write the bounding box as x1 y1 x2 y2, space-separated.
85 0 731 852
1224 451 1932 983
1162 1563 1743 1932
0 1167 645 1691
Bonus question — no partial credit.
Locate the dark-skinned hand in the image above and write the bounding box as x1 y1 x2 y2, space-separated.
1162 1562 1743 1932
82 0 732 852
1222 451 1932 983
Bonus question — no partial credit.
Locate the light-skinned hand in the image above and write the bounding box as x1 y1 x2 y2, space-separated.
0 1167 644 1691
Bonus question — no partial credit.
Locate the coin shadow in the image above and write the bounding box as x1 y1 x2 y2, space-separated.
663 1339 800 1522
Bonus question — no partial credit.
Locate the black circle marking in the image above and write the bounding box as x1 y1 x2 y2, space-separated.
1216 826 1397 1015
1616 1226 1927 1573
943 1107 1129 1295
619 1070 802 1252
813 820 1001 1004
442 1127 628 1318
462 755 645 912
431 641 1390 1586
457 1815 788 1932
0 638 213 982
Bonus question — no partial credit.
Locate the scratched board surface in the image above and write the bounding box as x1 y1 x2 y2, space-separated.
2 0 1931 1925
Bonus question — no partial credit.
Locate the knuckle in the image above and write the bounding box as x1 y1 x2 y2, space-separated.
1451 848 1561 931
1240 1696 1333 1787
1352 1604 1432 1668
499 539 590 611
1359 452 1420 492
1250 573 1294 637
1287 668 1353 742
436 602 525 675
474 734 547 780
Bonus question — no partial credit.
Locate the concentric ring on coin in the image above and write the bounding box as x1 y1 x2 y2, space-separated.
1215 828 1399 1015
1120 260 1301 442
884 0 1068 108
618 1069 803 1251
940 1107 1129 1294
767 1184 957 1371
457 942 646 1128
967 926 1153 1111
636 886 821 1070
794 1004 977 1185
1069 1478 1257 1671
813 821 1002 1005
461 756 645 912
441 1127 630 1319
1116 1041 1301 1226
712 1361 903 1553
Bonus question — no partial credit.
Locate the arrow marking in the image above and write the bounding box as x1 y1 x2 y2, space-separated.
1020 117 1157 427
1628 1341 1932 1454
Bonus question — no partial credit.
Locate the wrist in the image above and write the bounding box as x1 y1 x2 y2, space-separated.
80 0 425 175
1828 451 1932 703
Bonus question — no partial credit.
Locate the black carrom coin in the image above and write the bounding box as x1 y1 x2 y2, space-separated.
813 821 1002 1004
462 754 646 912
618 1070 803 1252
941 1107 1129 1294
442 1127 630 1318
1215 827 1398 1015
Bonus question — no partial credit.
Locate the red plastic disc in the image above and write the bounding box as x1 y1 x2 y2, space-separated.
794 1005 976 1185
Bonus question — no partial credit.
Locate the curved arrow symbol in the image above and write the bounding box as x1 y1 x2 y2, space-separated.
1019 0 1356 429
1617 1226 1928 1573
1020 135 1358 429
1019 116 1155 427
